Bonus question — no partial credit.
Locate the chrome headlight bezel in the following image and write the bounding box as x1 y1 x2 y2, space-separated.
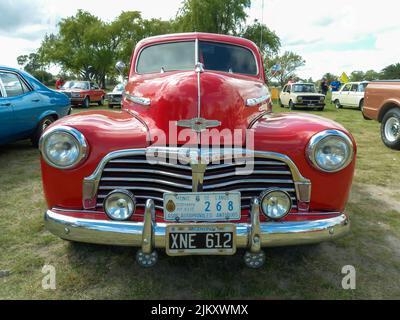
104 189 136 221
260 188 292 220
306 130 354 173
39 126 88 169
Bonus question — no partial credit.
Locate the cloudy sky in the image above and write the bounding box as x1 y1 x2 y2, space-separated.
1 0 400 79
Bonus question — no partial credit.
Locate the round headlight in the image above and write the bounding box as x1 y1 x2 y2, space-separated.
104 189 136 221
260 189 292 220
39 126 88 169
297 96 303 102
307 130 354 173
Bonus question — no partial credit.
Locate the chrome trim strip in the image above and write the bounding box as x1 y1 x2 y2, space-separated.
100 177 192 189
45 210 350 248
125 93 151 106
246 95 271 107
103 168 193 180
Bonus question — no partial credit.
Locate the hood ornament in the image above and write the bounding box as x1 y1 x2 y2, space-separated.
177 117 221 133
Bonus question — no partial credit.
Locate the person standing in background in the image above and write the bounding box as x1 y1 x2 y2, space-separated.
320 78 329 95
55 77 65 90
330 78 342 92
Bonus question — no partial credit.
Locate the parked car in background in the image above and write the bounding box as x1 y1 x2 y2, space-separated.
0 66 70 146
41 33 354 269
59 81 106 108
279 83 325 110
106 83 125 108
332 81 368 110
363 80 400 149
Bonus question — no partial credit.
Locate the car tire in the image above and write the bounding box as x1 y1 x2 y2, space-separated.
83 97 90 108
289 100 296 110
98 96 105 106
334 100 342 109
381 108 400 150
279 99 284 108
31 116 55 148
359 99 364 111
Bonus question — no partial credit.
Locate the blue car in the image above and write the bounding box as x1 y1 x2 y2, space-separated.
0 66 71 146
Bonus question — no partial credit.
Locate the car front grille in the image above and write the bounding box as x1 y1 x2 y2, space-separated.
95 153 298 215
300 96 323 103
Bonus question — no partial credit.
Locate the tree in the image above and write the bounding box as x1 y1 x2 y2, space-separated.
380 63 400 80
176 0 251 34
17 55 29 68
364 69 380 81
322 73 337 84
265 51 305 86
242 21 280 55
350 71 365 82
39 10 177 87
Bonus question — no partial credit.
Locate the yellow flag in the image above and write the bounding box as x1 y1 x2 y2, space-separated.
340 72 350 84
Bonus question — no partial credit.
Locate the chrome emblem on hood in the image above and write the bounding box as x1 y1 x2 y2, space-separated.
177 117 221 133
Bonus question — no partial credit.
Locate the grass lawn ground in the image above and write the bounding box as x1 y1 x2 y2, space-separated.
0 97 399 299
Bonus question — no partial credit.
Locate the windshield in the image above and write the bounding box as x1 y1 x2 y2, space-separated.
292 84 316 93
137 41 258 76
61 81 74 89
70 82 89 90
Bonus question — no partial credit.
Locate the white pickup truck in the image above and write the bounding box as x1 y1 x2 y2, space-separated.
332 81 368 110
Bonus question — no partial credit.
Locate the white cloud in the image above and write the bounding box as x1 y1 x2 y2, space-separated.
248 0 400 79
1 0 400 79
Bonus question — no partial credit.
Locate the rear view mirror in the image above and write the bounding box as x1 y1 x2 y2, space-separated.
115 61 126 75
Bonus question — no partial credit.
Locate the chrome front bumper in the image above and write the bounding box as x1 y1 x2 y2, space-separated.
45 199 350 252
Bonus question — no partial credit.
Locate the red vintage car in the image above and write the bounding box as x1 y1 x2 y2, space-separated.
59 81 106 108
40 33 355 268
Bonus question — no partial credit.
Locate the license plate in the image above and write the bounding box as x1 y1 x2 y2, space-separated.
308 103 315 106
163 192 241 221
166 224 236 256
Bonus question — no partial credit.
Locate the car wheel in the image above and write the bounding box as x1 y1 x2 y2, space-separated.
279 99 284 108
359 99 364 111
31 116 55 148
98 96 105 106
289 100 296 110
381 108 400 150
334 100 342 109
83 97 90 108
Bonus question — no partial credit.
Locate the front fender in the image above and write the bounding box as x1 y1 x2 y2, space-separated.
41 110 150 209
252 112 356 212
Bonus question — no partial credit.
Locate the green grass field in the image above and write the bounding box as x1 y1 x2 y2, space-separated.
0 98 399 299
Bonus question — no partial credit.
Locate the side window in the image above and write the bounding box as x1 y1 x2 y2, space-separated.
282 85 287 93
0 72 25 97
342 84 351 92
351 84 358 92
21 79 31 93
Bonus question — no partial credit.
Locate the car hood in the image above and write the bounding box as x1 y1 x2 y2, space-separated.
124 70 269 145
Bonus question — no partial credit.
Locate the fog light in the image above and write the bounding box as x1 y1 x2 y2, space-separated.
260 189 292 220
104 189 136 221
